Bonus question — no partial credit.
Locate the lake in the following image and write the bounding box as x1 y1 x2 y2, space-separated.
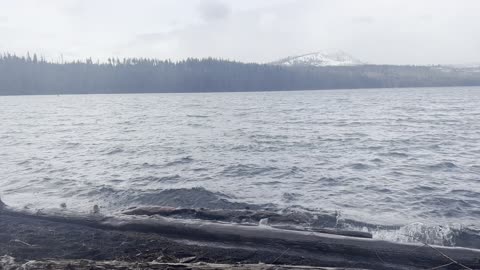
1 87 479 244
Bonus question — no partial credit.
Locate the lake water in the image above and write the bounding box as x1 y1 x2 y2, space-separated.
1 87 480 245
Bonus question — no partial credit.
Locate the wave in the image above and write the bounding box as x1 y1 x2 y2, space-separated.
427 161 459 170
221 164 278 177
120 187 480 249
370 158 383 163
419 197 480 218
133 175 181 183
16 160 31 165
92 186 480 248
4 184 480 249
379 151 409 158
131 187 269 210
347 163 371 170
273 166 305 179
186 114 209 118
316 176 346 186
165 156 194 166
372 223 480 248
449 189 480 198
73 186 264 210
103 147 124 155
282 192 301 203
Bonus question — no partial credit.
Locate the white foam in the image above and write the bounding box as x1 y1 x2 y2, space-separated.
372 222 464 246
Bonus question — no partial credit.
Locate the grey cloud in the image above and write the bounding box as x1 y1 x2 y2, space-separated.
198 0 231 22
2 0 480 65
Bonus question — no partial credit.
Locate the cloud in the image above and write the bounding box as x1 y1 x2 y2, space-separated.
136 32 172 42
1 0 480 65
351 16 374 24
197 0 231 22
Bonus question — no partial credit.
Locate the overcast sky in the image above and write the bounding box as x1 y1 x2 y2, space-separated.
0 0 479 65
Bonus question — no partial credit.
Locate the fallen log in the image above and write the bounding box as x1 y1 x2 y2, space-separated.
122 206 373 239
1 198 479 270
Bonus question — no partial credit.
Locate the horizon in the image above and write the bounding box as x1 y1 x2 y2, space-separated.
1 50 478 67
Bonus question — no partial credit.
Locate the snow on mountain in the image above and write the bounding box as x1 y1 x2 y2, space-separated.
271 51 365 67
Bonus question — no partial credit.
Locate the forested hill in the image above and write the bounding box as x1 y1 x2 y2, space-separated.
1 54 479 95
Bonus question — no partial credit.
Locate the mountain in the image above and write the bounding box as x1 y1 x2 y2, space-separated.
271 51 365 67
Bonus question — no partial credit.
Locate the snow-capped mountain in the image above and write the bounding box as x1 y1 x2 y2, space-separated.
271 51 365 67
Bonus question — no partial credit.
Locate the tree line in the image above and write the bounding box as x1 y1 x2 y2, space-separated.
0 53 479 95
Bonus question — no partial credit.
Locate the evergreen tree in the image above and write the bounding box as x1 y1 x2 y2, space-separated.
0 52 478 96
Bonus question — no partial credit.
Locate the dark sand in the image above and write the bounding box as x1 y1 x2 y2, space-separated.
1 213 357 269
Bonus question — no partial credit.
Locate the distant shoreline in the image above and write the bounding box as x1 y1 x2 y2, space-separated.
1 85 480 97
2 54 480 96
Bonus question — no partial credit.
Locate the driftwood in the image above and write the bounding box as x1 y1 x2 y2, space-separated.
1 198 480 270
122 206 373 239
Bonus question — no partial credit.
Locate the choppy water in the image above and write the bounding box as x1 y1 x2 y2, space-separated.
1 87 480 246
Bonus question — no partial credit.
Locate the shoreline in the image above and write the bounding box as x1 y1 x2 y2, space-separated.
1 199 480 270
1 85 480 97
0 213 362 269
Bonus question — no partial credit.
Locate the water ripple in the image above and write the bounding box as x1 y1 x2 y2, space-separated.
1 87 480 244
